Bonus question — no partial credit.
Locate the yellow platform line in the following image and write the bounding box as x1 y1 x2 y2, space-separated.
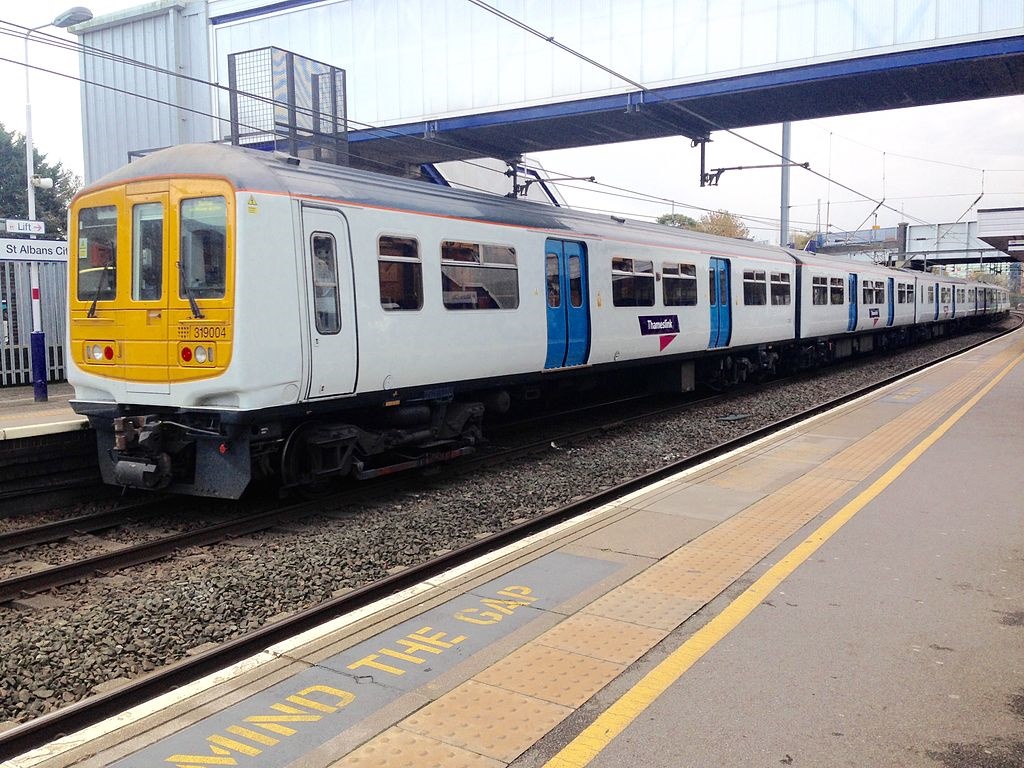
543 347 1024 768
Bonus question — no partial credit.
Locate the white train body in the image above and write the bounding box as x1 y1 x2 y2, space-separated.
65 145 1009 497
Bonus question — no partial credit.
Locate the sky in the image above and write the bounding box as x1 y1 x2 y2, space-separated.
1 0 1023 245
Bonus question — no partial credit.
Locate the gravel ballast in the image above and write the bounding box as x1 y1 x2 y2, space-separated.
0 328 1011 724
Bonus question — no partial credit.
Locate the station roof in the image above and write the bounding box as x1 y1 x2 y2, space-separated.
346 34 1024 170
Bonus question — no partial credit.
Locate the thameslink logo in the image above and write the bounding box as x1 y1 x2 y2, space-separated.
638 315 680 335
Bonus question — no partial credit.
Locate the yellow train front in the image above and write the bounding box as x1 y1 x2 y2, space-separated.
67 154 249 496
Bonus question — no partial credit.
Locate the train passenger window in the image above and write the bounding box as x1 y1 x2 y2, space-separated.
611 257 654 307
897 283 911 304
830 278 844 305
663 262 697 306
378 236 422 311
940 286 951 303
132 203 163 301
179 197 226 299
311 233 341 333
812 276 827 305
568 254 583 308
545 253 561 307
927 286 935 303
441 241 519 310
742 270 766 305
770 272 791 305
77 206 117 302
874 282 884 304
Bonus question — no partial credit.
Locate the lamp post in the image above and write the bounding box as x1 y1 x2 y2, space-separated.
23 6 93 402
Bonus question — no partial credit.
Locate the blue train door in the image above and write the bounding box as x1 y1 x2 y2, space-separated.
708 258 731 348
886 277 895 326
847 273 858 331
544 239 590 369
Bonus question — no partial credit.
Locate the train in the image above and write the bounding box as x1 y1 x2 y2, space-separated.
66 143 1010 498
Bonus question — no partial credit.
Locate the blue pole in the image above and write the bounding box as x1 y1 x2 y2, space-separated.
31 330 47 402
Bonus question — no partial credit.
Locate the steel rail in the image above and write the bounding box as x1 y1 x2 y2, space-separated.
0 501 165 553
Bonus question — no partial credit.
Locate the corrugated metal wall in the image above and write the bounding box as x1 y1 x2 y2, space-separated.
79 0 212 181
0 261 67 386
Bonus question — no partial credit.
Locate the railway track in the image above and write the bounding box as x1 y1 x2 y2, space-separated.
0 321 1018 760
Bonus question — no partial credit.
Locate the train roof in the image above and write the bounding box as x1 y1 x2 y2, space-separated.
83 143 793 263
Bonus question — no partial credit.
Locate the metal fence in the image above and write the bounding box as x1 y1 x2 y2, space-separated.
0 260 67 386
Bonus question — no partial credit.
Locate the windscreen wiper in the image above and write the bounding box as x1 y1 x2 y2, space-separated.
86 264 112 318
177 260 205 319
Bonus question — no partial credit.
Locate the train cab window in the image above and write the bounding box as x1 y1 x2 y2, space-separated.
378 236 422 310
441 241 519 310
131 203 163 301
742 270 766 305
770 272 791 305
611 257 654 307
311 234 341 333
663 262 697 306
830 277 844 305
179 197 226 299
812 276 827 305
77 205 118 302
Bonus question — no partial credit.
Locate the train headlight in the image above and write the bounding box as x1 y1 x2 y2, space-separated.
89 344 102 360
195 346 207 364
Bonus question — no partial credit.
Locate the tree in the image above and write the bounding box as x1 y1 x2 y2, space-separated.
695 210 750 240
656 213 698 229
791 231 819 250
0 123 80 239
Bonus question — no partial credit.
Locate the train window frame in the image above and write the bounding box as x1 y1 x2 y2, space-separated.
179 196 227 300
829 277 844 305
812 276 828 306
441 240 519 311
131 202 164 302
662 262 697 307
76 205 118 303
940 286 951 303
611 256 655 307
874 281 884 304
377 235 423 311
742 269 766 306
770 271 791 306
927 285 935 303
311 232 341 334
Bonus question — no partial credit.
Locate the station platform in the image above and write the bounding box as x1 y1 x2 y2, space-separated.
0 383 86 439
8 329 1024 768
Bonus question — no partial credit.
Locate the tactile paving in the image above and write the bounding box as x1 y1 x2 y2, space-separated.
329 727 503 768
399 680 571 763
692 515 796 558
474 642 625 708
534 613 667 665
582 586 705 629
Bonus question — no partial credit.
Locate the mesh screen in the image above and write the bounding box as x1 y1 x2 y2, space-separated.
228 47 348 164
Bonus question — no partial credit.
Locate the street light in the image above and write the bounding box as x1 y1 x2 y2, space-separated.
23 5 93 402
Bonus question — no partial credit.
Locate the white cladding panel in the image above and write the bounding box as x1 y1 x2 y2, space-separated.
79 0 1024 180
207 0 1024 133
